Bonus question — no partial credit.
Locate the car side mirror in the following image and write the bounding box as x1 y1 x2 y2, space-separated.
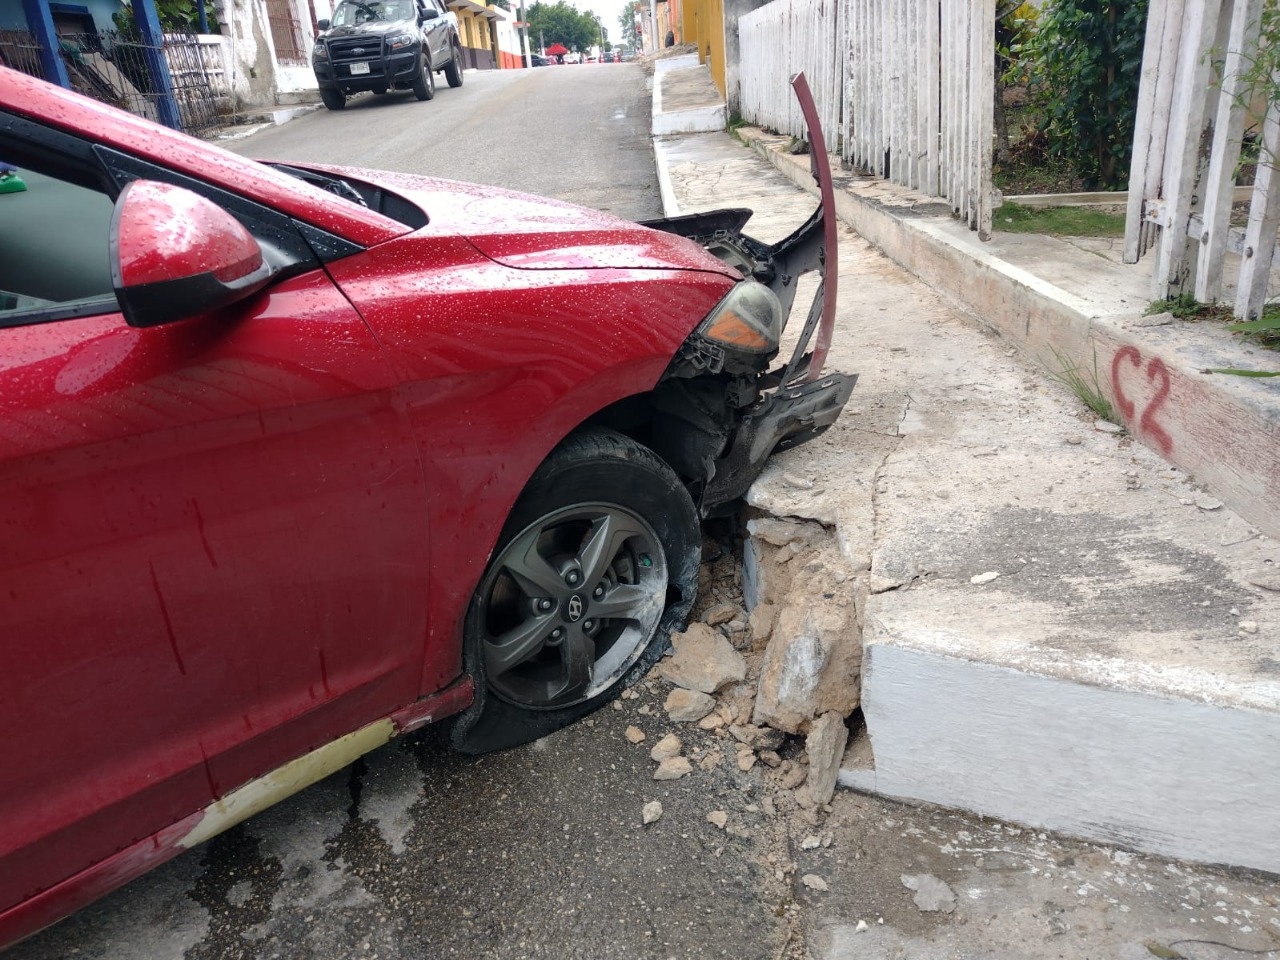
317 17 330 29
110 180 275 328
419 6 440 20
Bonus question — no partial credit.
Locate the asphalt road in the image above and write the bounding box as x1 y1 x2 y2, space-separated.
232 63 664 221
8 66 794 960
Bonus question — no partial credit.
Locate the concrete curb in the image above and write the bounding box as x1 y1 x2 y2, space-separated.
653 138 682 217
731 126 1280 545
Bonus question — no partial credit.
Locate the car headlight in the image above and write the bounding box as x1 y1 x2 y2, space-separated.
313 42 329 59
388 32 414 49
696 280 782 355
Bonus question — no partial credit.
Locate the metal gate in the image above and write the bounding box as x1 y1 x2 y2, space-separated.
266 0 308 65
2 27 222 137
56 30 222 136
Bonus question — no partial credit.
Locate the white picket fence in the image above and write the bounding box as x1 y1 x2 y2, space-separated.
1124 0 1280 319
738 0 994 237
738 0 843 154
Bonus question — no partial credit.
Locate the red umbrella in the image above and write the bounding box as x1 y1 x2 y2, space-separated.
545 42 568 56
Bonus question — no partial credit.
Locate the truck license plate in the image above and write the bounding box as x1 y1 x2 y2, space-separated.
350 61 370 75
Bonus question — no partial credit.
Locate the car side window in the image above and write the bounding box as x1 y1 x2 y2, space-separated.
0 162 117 327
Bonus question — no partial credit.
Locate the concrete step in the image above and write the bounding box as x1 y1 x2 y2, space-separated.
652 53 726 136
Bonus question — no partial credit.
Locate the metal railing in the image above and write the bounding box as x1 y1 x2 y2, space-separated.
52 30 223 136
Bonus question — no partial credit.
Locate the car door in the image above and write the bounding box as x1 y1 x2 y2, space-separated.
422 0 452 65
0 125 431 912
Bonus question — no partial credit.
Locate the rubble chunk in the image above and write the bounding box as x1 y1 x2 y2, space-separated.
664 688 716 722
702 602 741 626
654 756 693 780
642 801 663 825
624 726 646 744
753 558 862 733
650 733 682 762
657 623 747 694
901 874 956 913
806 712 849 805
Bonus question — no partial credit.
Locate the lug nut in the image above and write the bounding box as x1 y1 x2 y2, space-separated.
593 584 605 599
565 569 582 586
538 598 554 612
550 627 564 641
583 619 595 632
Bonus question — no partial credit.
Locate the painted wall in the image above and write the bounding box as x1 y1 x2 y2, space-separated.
0 0 123 35
721 0 769 114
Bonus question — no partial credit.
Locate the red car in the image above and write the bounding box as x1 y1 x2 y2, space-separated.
0 67 852 948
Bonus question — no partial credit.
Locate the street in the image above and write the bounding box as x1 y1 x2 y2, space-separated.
232 64 663 221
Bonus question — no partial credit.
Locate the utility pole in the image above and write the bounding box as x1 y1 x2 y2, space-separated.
649 0 658 54
519 0 531 66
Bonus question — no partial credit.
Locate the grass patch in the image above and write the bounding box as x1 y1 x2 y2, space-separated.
1144 294 1233 322
1049 346 1118 424
994 202 1125 237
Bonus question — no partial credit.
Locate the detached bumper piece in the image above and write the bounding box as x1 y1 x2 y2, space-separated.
643 72 854 516
702 371 856 508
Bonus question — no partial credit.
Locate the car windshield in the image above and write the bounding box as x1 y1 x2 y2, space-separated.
331 0 414 25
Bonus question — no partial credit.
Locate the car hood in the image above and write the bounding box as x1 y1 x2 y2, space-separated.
294 163 743 278
320 18 416 39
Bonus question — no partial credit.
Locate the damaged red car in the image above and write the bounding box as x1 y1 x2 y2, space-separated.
0 67 853 947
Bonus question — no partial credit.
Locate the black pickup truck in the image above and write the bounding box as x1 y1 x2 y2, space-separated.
312 0 464 109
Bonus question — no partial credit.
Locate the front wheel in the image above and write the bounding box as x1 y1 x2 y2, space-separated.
319 87 345 110
412 54 435 100
450 429 700 754
444 42 464 87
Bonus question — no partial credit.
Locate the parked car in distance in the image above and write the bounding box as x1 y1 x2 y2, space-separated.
0 64 852 950
312 0 464 110
529 52 553 66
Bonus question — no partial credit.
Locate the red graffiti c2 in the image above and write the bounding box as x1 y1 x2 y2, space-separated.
1111 346 1174 455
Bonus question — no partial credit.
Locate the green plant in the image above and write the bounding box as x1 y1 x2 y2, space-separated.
113 0 219 35
1049 345 1118 423
1025 0 1148 190
994 201 1125 236
995 2 1037 162
1235 0 1280 117
1146 294 1203 319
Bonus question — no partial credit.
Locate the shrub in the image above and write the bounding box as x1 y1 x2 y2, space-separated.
1026 0 1148 190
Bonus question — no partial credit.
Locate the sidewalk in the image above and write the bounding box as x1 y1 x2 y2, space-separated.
649 53 1280 915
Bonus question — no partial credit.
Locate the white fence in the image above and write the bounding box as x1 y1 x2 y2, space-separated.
1124 0 1279 319
739 0 843 154
738 0 994 237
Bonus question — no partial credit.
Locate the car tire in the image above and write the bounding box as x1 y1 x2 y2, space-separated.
449 429 700 754
444 42 464 87
412 54 435 100
320 87 345 110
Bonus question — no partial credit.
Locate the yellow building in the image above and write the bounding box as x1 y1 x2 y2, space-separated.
679 0 724 95
445 0 503 68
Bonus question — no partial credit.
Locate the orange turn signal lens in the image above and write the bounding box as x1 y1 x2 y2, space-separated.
702 312 774 351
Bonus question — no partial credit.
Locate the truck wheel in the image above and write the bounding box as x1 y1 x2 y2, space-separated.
449 429 700 754
412 54 435 100
445 42 464 87
319 87 345 110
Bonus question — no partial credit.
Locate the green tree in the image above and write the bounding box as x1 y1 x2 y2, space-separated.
113 0 219 35
526 0 597 51
618 1 640 48
1026 0 1148 189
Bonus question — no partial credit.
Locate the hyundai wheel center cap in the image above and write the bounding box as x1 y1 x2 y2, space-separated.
566 595 585 622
